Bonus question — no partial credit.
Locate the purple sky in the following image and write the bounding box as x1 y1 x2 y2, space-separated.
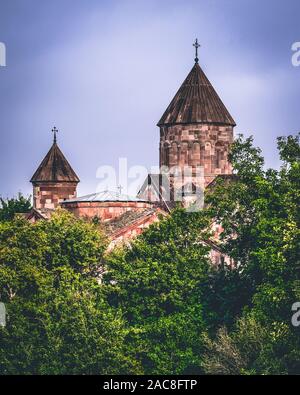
0 0 299 198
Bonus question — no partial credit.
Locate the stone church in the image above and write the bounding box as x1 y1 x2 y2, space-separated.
27 41 235 255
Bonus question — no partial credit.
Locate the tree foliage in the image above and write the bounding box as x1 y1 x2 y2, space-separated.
203 133 300 374
104 209 212 374
0 133 299 375
0 210 138 374
0 193 31 222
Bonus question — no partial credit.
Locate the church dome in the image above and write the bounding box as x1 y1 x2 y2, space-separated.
157 62 236 127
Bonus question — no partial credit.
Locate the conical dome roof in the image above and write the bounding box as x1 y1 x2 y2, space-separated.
157 62 235 127
31 142 79 183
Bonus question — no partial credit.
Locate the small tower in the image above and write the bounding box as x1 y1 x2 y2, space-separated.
158 40 236 199
30 127 80 210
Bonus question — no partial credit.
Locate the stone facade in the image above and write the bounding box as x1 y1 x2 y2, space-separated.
29 56 237 263
159 123 234 189
32 182 78 210
61 200 152 221
157 61 236 203
30 135 80 210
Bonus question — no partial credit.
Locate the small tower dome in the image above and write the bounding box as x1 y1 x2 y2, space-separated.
30 127 80 210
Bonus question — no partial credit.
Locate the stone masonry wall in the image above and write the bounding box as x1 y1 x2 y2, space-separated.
61 201 153 221
33 182 78 210
159 123 233 189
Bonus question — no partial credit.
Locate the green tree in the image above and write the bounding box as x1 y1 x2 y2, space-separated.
0 134 299 375
0 211 139 374
37 208 108 277
104 209 213 374
203 133 300 374
0 193 31 221
202 314 285 375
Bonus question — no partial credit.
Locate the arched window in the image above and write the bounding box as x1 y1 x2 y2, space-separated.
170 142 178 166
192 142 200 162
163 142 170 168
181 142 189 165
215 142 222 169
200 145 205 166
205 142 212 173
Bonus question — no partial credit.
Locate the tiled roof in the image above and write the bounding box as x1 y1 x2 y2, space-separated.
105 208 158 235
31 142 79 183
157 62 236 127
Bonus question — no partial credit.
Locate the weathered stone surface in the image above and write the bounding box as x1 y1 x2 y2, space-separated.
61 200 153 221
158 61 235 198
159 123 234 188
32 182 78 209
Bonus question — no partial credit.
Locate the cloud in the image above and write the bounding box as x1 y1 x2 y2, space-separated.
0 0 299 197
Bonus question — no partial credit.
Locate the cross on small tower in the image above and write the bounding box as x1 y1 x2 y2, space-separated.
193 38 200 63
117 185 123 196
52 126 58 143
